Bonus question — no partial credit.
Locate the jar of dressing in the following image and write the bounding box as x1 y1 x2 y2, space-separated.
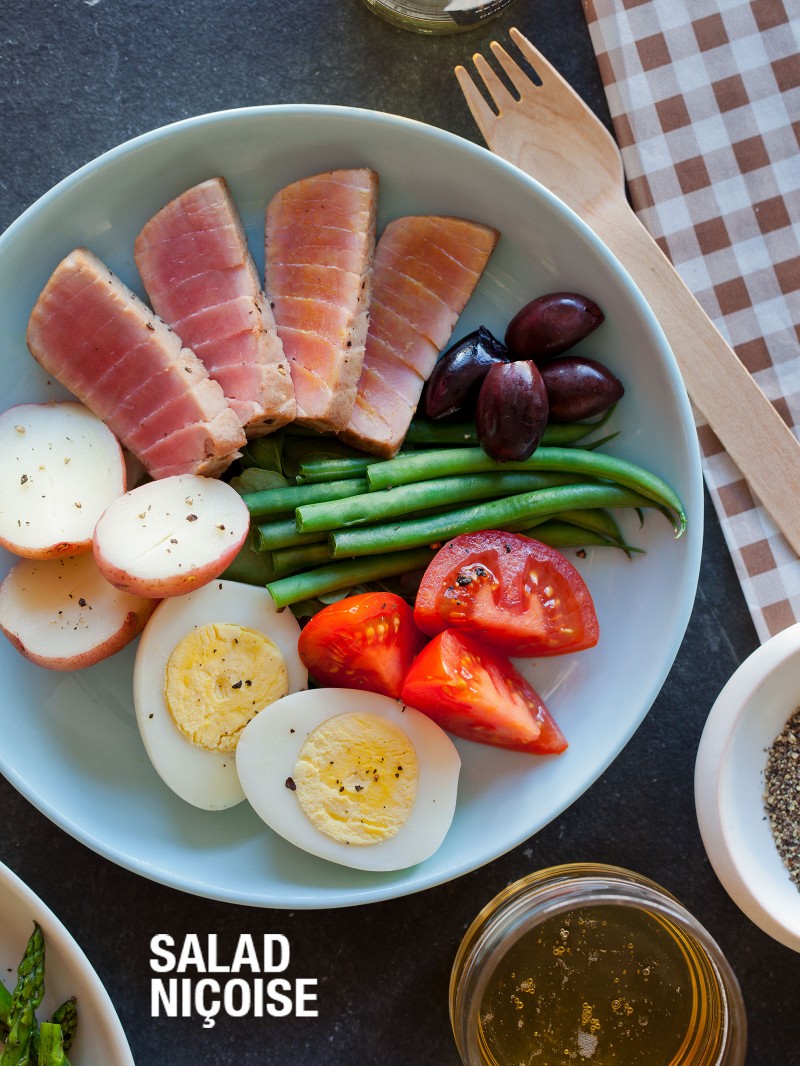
450 863 746 1066
361 0 517 34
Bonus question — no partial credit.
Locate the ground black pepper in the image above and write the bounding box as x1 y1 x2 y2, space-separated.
763 705 800 889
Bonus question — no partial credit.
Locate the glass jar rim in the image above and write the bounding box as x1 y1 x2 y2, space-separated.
361 0 516 34
450 863 747 1066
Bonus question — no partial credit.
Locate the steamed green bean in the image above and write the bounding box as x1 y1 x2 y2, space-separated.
330 483 668 558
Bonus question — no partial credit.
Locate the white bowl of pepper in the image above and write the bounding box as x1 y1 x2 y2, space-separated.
695 623 800 952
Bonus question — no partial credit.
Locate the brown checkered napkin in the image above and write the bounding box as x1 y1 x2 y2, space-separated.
581 0 800 642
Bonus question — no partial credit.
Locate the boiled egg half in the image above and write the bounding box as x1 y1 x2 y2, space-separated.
133 579 307 810
235 688 461 871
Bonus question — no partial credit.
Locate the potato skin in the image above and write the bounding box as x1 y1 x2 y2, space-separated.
91 472 250 599
0 550 158 672
0 400 126 560
0 598 156 672
93 542 245 600
0 533 93 561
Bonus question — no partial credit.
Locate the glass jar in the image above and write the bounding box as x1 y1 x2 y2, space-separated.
450 863 747 1066
361 0 517 35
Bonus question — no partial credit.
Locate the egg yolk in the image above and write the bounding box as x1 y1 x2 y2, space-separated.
165 622 288 754
292 711 419 846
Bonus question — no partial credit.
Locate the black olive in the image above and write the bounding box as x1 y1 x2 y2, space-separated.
423 326 509 421
505 292 604 361
476 360 549 462
540 356 624 422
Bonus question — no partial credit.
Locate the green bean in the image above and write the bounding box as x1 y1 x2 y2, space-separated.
365 446 686 533
271 542 332 579
255 519 327 553
544 423 612 446
330 483 667 558
266 547 437 609
549 507 627 543
296 472 580 533
528 518 643 556
530 519 629 551
242 478 369 519
297 456 375 483
582 432 620 452
511 507 624 540
405 414 614 448
296 418 616 483
546 508 641 557
281 435 366 476
403 421 478 446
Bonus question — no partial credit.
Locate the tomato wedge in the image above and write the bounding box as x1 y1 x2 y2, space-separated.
413 530 599 657
298 592 426 699
401 629 567 754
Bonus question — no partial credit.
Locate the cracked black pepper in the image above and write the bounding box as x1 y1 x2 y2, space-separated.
763 704 800 890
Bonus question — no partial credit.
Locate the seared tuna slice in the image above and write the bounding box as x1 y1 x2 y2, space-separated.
265 168 378 432
26 248 246 480
339 216 499 457
134 177 295 437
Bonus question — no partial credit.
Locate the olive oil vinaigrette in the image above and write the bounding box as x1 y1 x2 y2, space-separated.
451 865 746 1066
478 906 720 1065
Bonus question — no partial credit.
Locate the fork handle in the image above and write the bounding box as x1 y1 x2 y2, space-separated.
590 201 800 556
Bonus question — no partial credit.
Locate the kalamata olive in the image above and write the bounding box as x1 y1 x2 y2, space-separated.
540 356 625 422
476 360 549 462
423 326 510 420
504 292 604 360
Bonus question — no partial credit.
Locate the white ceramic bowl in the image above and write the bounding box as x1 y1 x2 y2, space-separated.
696 623 800 951
0 861 133 1065
0 105 703 908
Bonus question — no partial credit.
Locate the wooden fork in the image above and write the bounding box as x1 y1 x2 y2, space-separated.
456 27 800 556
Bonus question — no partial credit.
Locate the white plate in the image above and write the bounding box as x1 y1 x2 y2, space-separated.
0 861 133 1064
0 105 703 908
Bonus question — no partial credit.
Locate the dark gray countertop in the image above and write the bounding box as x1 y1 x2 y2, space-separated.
0 1 796 1062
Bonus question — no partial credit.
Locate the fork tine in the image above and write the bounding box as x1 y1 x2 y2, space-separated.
508 26 550 72
507 26 583 101
507 25 619 139
454 64 497 140
489 40 536 99
471 51 516 111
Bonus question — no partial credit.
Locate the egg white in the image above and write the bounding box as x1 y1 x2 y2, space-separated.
132 579 307 810
235 688 461 871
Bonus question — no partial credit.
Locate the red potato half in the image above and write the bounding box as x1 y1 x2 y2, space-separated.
93 473 250 598
0 401 126 559
0 552 156 671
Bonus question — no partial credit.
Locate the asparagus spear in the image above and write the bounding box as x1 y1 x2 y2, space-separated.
0 922 45 1066
35 1024 65 1066
2 950 76 1065
29 997 76 1064
0 980 11 1033
48 1000 76 1054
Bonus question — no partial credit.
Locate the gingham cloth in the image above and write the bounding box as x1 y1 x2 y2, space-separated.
581 0 800 642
